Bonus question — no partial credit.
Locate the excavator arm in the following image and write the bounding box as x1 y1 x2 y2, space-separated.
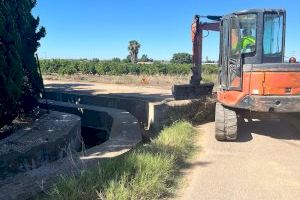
172 15 220 100
191 15 220 85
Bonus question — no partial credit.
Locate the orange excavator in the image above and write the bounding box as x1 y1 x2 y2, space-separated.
174 9 300 141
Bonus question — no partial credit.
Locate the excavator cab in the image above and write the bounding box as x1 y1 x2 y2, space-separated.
219 9 285 92
215 9 300 141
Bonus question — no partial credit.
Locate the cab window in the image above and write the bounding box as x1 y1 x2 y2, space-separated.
239 14 257 54
230 17 240 58
263 13 284 56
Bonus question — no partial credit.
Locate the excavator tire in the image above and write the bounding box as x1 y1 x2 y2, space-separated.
215 102 226 141
215 102 238 141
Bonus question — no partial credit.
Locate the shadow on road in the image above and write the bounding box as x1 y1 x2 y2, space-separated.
237 118 300 142
45 83 173 101
184 161 212 169
45 83 101 94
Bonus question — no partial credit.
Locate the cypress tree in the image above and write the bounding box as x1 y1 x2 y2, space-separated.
0 0 45 127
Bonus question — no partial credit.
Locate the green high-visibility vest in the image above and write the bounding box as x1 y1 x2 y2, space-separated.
241 36 256 49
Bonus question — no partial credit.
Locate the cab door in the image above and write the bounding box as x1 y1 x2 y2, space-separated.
219 15 242 91
219 17 229 89
228 15 242 90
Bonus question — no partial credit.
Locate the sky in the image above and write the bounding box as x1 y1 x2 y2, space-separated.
33 0 300 61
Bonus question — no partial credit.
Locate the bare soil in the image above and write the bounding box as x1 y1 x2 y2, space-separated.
43 74 190 89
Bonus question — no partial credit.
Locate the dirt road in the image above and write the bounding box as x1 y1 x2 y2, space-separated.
44 79 173 101
177 119 300 200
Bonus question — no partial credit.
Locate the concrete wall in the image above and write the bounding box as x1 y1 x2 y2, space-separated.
41 101 113 134
148 96 216 133
45 91 148 128
44 91 216 135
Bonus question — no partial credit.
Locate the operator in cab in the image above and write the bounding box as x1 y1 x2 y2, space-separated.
241 29 256 53
231 28 256 55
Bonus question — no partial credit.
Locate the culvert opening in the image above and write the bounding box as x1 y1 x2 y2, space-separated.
81 126 109 149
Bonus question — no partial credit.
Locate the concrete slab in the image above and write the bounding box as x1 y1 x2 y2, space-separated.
0 111 81 179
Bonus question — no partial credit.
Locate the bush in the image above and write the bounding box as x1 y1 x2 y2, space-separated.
78 61 96 74
112 57 121 62
58 66 77 75
203 64 219 74
170 53 192 64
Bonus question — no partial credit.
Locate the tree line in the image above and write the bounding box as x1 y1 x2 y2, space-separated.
40 59 218 76
39 40 215 76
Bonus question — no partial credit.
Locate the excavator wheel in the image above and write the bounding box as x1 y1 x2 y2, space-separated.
215 102 238 141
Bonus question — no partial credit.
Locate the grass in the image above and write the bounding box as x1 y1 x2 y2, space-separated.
202 73 218 85
42 121 197 200
163 96 216 126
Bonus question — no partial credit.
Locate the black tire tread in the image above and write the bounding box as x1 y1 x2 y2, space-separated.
215 103 238 141
224 106 238 140
215 103 226 141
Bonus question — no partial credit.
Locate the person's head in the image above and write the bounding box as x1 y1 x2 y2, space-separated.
289 57 297 63
242 29 252 36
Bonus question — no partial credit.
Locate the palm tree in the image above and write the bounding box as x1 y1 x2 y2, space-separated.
128 40 141 63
